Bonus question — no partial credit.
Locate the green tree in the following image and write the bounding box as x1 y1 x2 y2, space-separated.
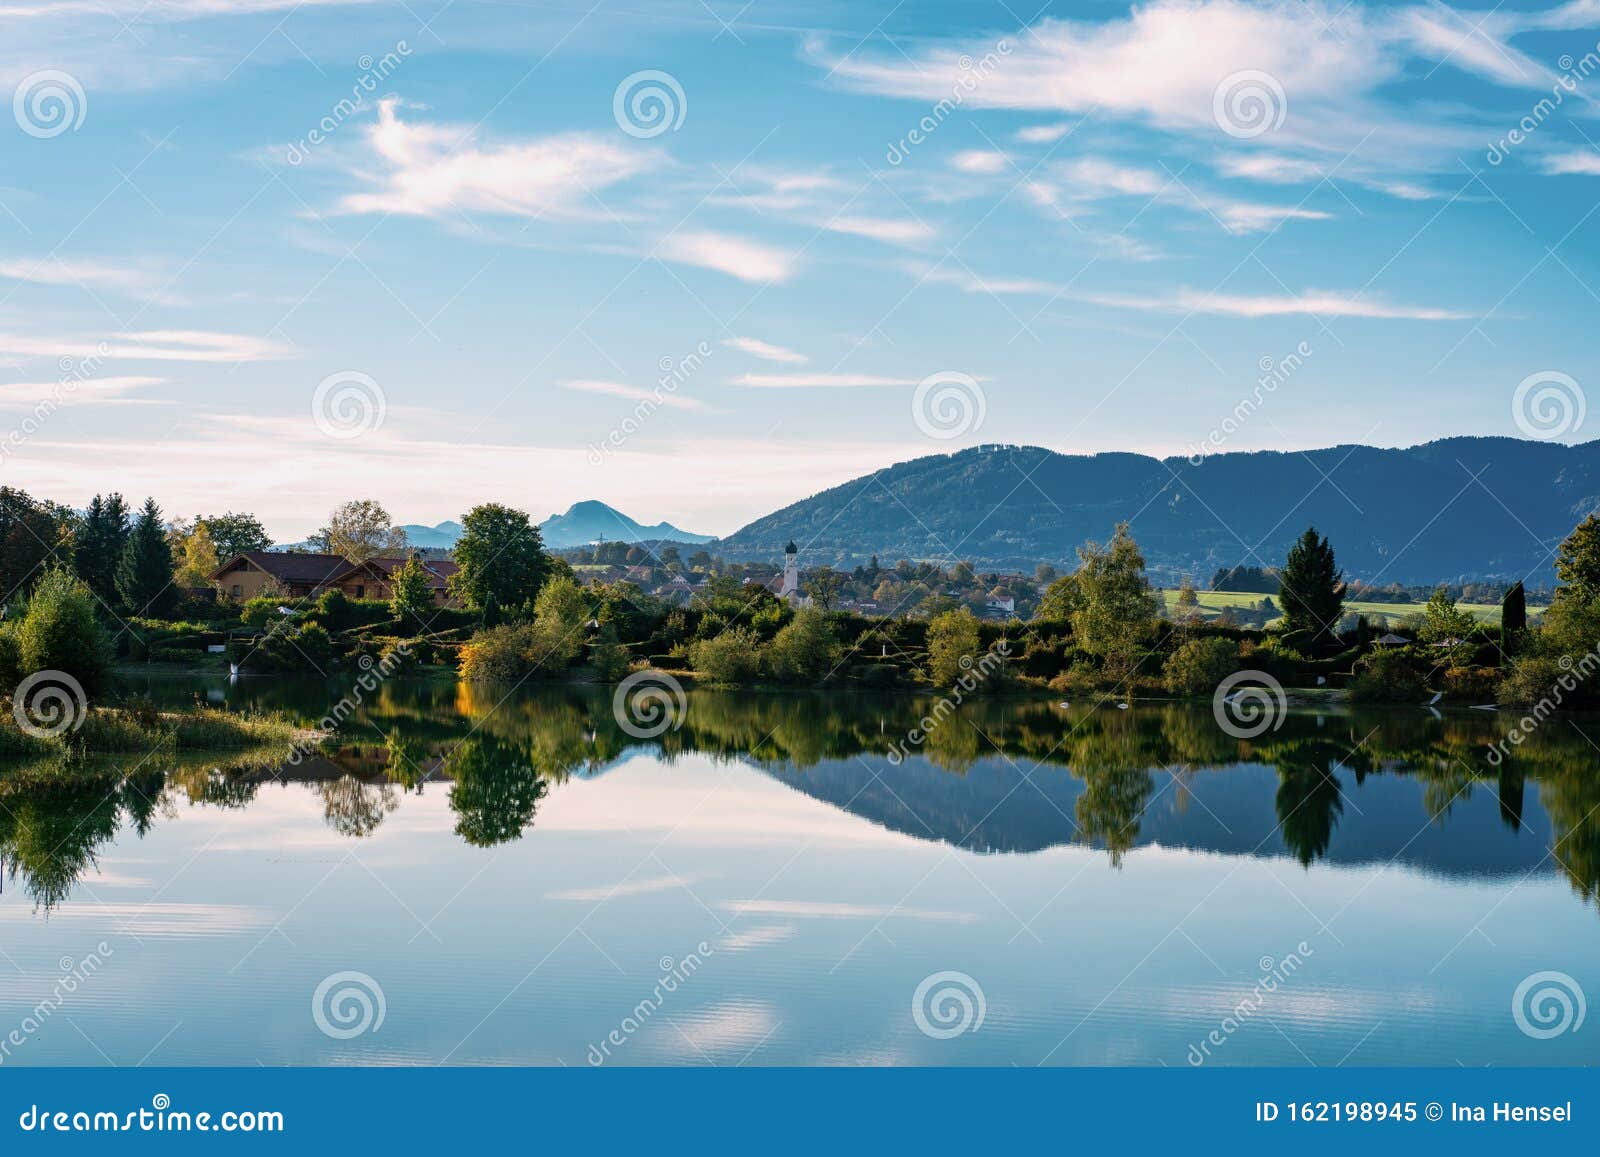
805 566 846 610
450 503 551 615
198 511 272 560
1034 572 1080 621
1279 527 1346 648
310 499 407 564
1174 575 1200 624
116 498 176 617
1420 587 1476 646
1554 513 1600 603
14 565 110 693
389 555 435 627
926 607 983 688
1163 636 1237 695
2 487 71 606
168 519 220 589
689 627 762 686
528 575 588 670
766 607 840 683
1070 522 1159 674
70 492 131 606
1501 580 1527 646
591 622 631 682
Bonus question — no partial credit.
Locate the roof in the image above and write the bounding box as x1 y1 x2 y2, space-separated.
362 556 460 590
210 551 351 586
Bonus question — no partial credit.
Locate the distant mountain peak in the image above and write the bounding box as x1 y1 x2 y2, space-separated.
539 500 711 548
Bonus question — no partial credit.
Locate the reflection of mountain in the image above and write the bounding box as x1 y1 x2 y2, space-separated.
754 755 1557 879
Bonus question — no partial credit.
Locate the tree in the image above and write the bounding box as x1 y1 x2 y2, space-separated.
591 623 631 682
1163 636 1238 696
1420 586 1476 646
168 520 220 589
805 566 846 610
1279 527 1346 648
1035 562 1058 585
1034 572 1080 621
926 607 983 688
1174 575 1200 624
449 503 551 614
116 498 176 617
1502 580 1527 655
13 565 110 694
689 626 762 686
389 555 434 627
199 511 272 560
1 487 70 607
1070 522 1159 673
1554 513 1600 603
310 499 407 564
70 493 130 607
766 607 840 683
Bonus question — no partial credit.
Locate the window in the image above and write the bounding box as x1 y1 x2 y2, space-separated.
231 584 241 598
355 585 365 599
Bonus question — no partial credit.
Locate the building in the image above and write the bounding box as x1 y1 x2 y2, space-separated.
208 551 461 606
773 541 810 608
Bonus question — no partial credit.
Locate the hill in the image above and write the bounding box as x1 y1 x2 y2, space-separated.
538 500 711 549
712 437 1600 583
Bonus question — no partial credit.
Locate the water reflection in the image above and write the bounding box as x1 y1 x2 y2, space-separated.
4 679 1597 913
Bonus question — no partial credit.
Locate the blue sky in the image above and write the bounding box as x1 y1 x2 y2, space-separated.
1 0 1598 539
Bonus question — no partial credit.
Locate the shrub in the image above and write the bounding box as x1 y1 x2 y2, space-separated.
689 628 762 686
459 624 532 682
1163 636 1238 696
1349 649 1427 703
765 608 841 684
13 566 111 694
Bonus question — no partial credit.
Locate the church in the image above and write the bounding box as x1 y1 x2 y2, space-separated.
771 541 811 608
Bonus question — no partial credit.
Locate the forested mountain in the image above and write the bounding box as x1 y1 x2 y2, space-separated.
712 438 1600 583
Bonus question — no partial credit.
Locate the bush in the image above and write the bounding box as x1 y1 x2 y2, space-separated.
458 623 532 682
1442 665 1498 702
765 608 840 684
1349 649 1428 703
1497 656 1567 707
1163 636 1238 696
689 628 762 686
13 566 111 694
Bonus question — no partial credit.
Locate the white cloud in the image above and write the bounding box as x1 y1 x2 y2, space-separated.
1541 150 1600 175
657 229 795 282
1214 154 1325 183
1031 156 1330 234
1082 286 1471 320
920 266 1061 295
820 214 933 245
337 99 651 222
1015 122 1075 143
731 372 919 388
949 149 1009 174
1395 4 1549 89
721 336 808 364
0 375 168 408
557 378 709 410
0 329 293 361
0 256 153 293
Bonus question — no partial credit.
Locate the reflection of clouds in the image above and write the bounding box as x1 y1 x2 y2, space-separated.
0 902 271 939
548 873 702 902
666 999 780 1060
722 900 978 923
716 924 798 953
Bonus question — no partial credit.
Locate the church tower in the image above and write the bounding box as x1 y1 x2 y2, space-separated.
780 541 799 599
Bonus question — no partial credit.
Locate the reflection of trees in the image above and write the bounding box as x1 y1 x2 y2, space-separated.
445 737 548 847
1272 747 1344 867
1074 767 1153 867
0 777 123 912
317 776 399 838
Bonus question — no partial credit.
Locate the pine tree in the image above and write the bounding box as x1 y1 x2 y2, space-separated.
116 498 176 617
74 493 131 607
1501 580 1527 656
1279 527 1346 648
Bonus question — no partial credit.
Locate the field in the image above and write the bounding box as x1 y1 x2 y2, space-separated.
1156 589 1535 626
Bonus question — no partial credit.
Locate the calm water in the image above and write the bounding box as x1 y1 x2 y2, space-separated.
2 677 1596 1067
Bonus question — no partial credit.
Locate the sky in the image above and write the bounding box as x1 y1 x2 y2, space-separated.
1 0 1598 541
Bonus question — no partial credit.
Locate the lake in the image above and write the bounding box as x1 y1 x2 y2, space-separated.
2 675 1595 1067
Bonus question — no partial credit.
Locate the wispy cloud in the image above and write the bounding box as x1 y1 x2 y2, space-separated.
731 372 920 388
722 336 808 364
821 214 934 245
557 378 709 410
949 149 1009 174
0 330 293 361
0 375 168 408
1541 150 1600 176
337 99 651 222
1083 286 1472 320
0 256 154 293
658 229 795 282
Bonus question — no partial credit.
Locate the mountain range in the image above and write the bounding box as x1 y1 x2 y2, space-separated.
712 437 1600 584
393 501 712 553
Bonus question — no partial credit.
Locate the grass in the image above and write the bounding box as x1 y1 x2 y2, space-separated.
1157 588 1536 626
0 705 307 765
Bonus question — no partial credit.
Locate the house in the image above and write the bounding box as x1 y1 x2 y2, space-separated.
208 551 461 607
